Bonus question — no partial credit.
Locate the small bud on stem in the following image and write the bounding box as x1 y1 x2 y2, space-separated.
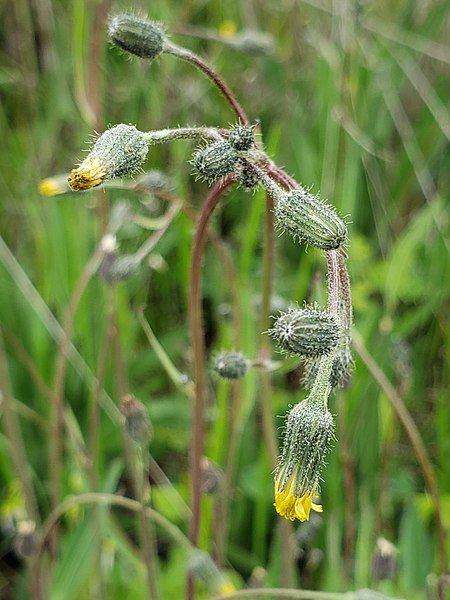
108 13 167 59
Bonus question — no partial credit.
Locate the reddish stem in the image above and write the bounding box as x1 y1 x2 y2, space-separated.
187 175 235 599
166 43 249 126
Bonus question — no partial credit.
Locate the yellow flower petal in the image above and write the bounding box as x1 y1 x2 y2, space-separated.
274 471 323 522
38 176 69 197
68 157 107 191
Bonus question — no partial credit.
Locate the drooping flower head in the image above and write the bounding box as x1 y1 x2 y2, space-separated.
274 357 335 522
68 124 148 191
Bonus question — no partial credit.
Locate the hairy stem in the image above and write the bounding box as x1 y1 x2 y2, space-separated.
144 126 223 145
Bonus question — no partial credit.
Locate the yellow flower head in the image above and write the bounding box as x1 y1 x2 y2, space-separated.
68 157 107 191
38 175 70 196
274 396 334 522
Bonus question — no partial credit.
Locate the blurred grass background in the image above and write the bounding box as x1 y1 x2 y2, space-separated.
0 0 449 598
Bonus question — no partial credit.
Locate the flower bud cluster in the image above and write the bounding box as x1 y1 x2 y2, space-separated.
193 124 257 186
193 141 239 184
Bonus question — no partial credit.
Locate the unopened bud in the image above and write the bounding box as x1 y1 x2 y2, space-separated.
270 306 339 358
120 394 151 446
13 521 39 558
236 164 260 189
213 352 248 379
101 255 140 283
275 188 347 250
228 124 255 151
372 538 397 582
69 124 148 191
193 142 238 183
200 457 224 495
100 233 118 254
108 13 166 59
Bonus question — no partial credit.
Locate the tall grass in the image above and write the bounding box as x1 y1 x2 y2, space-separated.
0 1 449 599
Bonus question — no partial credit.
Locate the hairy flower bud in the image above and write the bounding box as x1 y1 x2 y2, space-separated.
108 13 166 59
120 394 151 446
69 124 148 191
275 398 334 522
275 188 347 250
101 254 140 283
201 457 224 495
270 306 339 358
193 141 238 183
213 352 248 379
372 538 397 582
228 125 255 151
236 164 260 190
13 521 39 558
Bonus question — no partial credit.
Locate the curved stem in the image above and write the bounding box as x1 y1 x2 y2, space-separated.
165 43 249 125
187 176 235 598
265 163 298 190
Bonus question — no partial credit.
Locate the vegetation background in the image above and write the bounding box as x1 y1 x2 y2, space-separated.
0 0 449 598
